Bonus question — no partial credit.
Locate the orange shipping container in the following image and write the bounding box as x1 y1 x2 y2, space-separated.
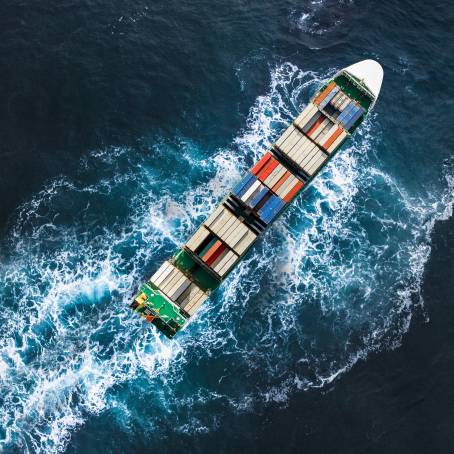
271 171 291 193
251 152 272 176
313 81 336 106
283 181 304 203
323 127 343 150
257 158 279 181
202 240 223 263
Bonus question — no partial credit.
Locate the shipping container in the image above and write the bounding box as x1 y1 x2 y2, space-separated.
318 85 340 108
313 81 336 105
205 205 257 255
294 103 319 129
327 130 348 153
257 194 286 224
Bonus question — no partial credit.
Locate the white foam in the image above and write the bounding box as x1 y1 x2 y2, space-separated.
0 60 453 452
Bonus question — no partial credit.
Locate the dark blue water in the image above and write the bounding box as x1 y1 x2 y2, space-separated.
0 0 453 452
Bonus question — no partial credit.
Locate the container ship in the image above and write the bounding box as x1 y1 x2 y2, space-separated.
129 59 384 338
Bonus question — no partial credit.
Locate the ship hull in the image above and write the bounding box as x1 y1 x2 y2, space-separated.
130 60 384 338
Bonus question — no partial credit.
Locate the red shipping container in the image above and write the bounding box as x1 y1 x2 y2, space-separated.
283 181 304 203
206 243 227 267
314 82 336 106
257 158 279 182
251 152 272 176
306 115 326 137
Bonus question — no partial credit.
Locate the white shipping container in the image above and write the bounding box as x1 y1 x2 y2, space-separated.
217 211 240 239
186 226 211 251
243 181 265 205
227 223 254 254
294 104 319 130
264 163 286 188
312 154 327 174
241 180 262 203
278 128 302 155
218 251 239 276
151 262 174 287
294 143 315 166
220 217 241 242
288 134 310 160
306 151 327 175
233 230 257 255
214 250 237 276
224 221 247 247
298 146 324 174
161 268 183 295
211 208 236 236
208 206 255 253
149 261 171 287
209 206 231 231
293 103 313 125
292 137 318 164
213 209 236 235
275 125 295 149
185 292 209 316
204 205 224 227
228 228 249 254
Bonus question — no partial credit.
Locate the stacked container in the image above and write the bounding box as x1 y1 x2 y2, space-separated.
275 125 327 175
149 261 208 316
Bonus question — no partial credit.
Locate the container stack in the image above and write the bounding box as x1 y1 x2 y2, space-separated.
185 209 254 278
149 261 208 316
314 81 366 131
232 152 305 225
274 125 328 175
130 65 377 338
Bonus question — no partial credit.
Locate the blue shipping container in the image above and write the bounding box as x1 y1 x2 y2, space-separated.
337 101 355 124
258 195 285 224
232 173 256 198
343 106 364 130
248 186 269 209
319 86 340 109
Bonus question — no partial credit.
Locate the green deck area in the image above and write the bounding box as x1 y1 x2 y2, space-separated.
172 249 220 292
130 283 188 338
333 74 373 111
129 248 220 338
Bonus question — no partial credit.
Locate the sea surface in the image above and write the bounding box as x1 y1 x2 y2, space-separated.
0 0 453 452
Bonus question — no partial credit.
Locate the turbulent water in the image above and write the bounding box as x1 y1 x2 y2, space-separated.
0 0 453 452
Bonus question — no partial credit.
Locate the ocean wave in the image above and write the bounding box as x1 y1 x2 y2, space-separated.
0 61 452 452
290 0 353 37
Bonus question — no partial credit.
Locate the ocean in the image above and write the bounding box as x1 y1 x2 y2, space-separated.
0 0 453 452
